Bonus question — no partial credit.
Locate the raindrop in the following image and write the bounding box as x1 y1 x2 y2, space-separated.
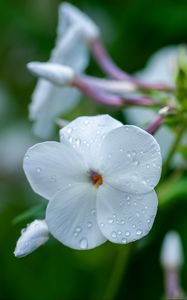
120 219 125 225
75 226 82 232
80 238 88 249
133 160 139 166
121 238 127 244
67 127 73 134
36 168 41 173
75 138 81 147
126 195 131 201
25 155 30 160
108 218 114 224
125 231 130 237
117 231 122 235
132 224 136 229
136 229 143 236
111 231 117 239
87 222 93 228
147 219 151 224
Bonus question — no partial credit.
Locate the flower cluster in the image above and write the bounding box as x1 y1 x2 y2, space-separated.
15 2 187 256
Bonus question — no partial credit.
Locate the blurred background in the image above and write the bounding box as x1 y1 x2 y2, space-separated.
0 0 187 299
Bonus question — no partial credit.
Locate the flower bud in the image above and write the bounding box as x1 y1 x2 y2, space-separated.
27 62 75 86
14 219 49 258
160 231 183 269
60 3 100 41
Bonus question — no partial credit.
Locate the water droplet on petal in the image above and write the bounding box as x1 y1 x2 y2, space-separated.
36 168 41 173
108 218 114 224
100 223 104 227
25 155 30 160
75 226 82 232
121 238 127 244
136 229 143 236
146 164 150 169
80 238 88 249
87 222 92 228
120 219 125 225
125 231 130 237
67 127 73 134
111 231 117 239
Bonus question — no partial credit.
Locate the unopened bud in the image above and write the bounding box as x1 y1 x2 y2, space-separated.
27 62 75 86
160 231 183 269
14 219 49 258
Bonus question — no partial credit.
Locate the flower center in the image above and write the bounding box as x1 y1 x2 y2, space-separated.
89 170 103 188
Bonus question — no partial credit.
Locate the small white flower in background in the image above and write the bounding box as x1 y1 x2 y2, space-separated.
29 2 100 138
23 115 162 250
125 46 187 166
14 220 49 258
160 231 183 269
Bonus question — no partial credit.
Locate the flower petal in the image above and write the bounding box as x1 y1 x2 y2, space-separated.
30 80 80 138
23 141 86 200
60 115 123 170
100 125 162 193
97 184 158 244
46 183 106 250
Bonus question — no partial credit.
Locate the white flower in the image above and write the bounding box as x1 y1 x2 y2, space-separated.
125 46 187 166
160 231 183 269
29 3 91 138
23 115 162 250
14 220 49 257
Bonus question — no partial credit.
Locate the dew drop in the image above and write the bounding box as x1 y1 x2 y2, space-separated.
36 168 41 173
67 127 73 134
80 238 88 249
75 226 82 232
126 195 131 201
87 222 93 228
121 238 127 244
136 229 143 236
147 219 151 224
125 231 130 237
108 218 114 224
132 224 136 229
118 231 122 235
75 138 81 147
120 219 125 225
25 155 30 160
111 231 117 239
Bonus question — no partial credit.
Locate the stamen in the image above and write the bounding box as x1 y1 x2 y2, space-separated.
90 171 103 188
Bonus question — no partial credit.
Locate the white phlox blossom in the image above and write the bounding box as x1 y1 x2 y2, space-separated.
125 46 187 166
29 3 99 138
160 231 183 269
23 115 162 250
14 220 49 258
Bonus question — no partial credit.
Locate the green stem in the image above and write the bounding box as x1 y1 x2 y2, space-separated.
104 244 132 300
162 125 186 178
